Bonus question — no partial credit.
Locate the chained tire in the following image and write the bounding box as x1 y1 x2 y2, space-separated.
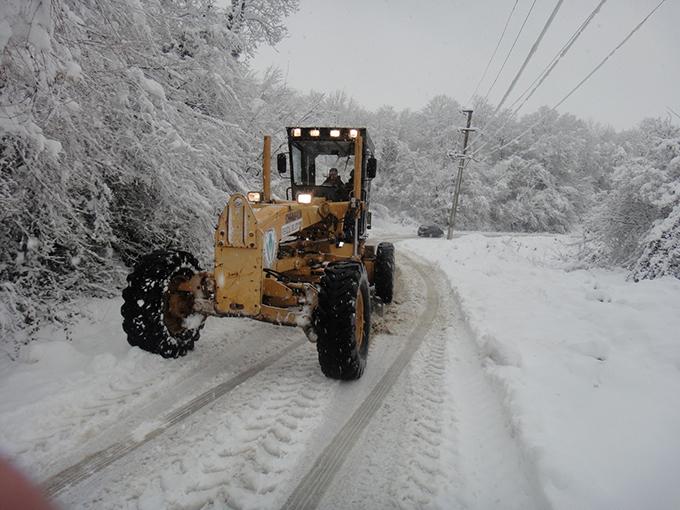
375 242 395 304
314 261 371 380
121 250 205 358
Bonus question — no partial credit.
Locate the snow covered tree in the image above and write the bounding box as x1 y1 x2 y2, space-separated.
631 203 680 281
0 0 299 349
485 156 578 232
585 118 680 279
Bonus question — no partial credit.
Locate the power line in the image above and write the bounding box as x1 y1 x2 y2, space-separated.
484 0 538 102
668 107 680 122
474 0 666 162
494 0 565 114
474 0 608 157
467 0 519 105
474 0 538 154
506 0 608 116
553 0 667 111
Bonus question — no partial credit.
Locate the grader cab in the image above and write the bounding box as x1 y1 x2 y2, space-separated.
121 127 395 380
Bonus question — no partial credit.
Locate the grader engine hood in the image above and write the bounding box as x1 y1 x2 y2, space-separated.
213 193 333 317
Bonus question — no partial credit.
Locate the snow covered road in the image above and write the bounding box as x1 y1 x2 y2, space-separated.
0 242 543 509
2 232 678 509
40 250 542 509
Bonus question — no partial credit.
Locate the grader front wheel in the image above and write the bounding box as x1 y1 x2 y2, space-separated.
121 250 205 358
314 261 371 380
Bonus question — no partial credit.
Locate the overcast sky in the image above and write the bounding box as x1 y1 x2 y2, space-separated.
251 0 679 129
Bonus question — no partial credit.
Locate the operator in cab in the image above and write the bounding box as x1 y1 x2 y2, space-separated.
322 167 344 187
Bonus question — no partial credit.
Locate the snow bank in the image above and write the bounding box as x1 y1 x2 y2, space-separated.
402 233 680 510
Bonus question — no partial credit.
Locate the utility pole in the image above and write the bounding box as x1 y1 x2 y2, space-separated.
447 109 475 240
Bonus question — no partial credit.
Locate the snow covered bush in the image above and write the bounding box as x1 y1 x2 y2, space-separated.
585 159 668 266
584 118 680 280
630 203 680 281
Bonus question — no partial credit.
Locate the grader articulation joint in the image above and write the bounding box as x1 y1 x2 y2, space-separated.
121 127 395 380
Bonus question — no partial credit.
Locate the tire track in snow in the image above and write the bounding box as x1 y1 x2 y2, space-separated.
281 255 439 510
42 338 305 498
56 337 336 509
192 352 332 509
390 329 450 509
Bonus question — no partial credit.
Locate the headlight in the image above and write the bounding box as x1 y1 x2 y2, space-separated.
330 129 341 137
297 193 312 204
309 129 320 137
292 128 301 137
246 191 262 202
349 129 358 138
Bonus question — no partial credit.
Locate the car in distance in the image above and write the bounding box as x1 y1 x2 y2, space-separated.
417 225 444 238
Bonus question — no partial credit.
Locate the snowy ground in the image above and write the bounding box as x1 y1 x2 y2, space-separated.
1 227 679 509
401 233 680 510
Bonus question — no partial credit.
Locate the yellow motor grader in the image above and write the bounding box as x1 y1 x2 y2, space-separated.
121 127 394 380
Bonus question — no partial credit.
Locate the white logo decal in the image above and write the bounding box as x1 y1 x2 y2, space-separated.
263 229 277 269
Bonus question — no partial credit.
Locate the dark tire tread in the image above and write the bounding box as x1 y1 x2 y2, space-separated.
375 242 395 304
121 250 203 358
314 261 371 380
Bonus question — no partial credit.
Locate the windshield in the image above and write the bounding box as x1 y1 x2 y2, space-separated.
291 140 356 187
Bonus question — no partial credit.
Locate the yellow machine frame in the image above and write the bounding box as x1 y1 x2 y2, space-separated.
177 133 376 334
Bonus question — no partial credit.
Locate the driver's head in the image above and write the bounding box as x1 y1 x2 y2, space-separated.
329 168 338 178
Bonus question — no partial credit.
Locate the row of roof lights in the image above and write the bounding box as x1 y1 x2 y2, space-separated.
247 191 315 205
291 128 358 138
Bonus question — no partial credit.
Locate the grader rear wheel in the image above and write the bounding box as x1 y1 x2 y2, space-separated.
121 250 205 358
314 261 371 380
374 242 395 304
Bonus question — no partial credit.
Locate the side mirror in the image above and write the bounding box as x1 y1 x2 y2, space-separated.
277 153 287 174
367 157 377 179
